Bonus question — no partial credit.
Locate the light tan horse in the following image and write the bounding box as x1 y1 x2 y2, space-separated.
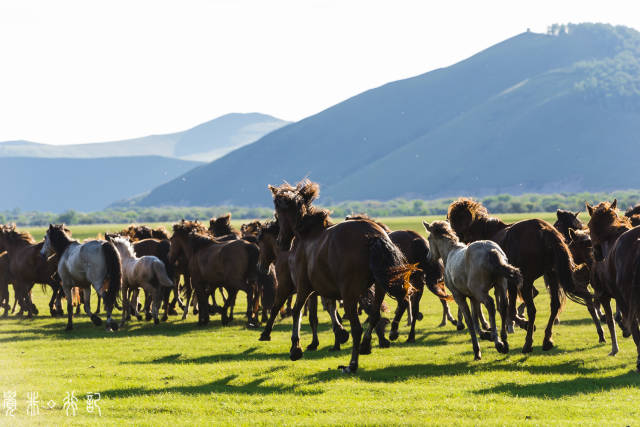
107 235 175 326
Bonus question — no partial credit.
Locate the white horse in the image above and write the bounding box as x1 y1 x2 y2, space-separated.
107 235 175 326
423 220 520 360
41 224 122 331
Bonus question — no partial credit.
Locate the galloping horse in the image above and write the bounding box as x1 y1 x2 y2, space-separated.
41 224 121 331
268 180 415 373
0 224 63 317
447 198 596 352
107 236 175 326
572 200 640 371
424 220 517 360
554 209 584 242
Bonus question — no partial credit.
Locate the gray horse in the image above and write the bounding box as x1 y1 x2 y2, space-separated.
41 224 121 331
423 220 520 360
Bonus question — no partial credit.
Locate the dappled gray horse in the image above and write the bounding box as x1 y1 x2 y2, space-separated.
424 220 520 360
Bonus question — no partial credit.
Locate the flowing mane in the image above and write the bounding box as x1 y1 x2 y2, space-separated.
0 224 36 244
173 220 209 235
257 220 279 239
446 198 506 241
108 235 137 259
270 179 333 236
209 213 240 237
425 220 460 244
587 201 632 243
47 224 77 254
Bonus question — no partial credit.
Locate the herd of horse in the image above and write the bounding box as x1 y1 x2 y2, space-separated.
2 179 640 374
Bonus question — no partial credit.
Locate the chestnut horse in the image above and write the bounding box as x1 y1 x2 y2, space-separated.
257 220 349 351
448 198 596 352
572 200 640 371
268 180 415 373
0 225 63 318
168 222 260 326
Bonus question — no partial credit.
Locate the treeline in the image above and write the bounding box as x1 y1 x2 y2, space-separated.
2 190 639 226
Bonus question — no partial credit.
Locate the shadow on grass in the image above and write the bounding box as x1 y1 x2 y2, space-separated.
101 374 320 398
475 372 640 398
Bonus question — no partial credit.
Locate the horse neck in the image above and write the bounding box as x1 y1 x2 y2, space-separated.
0 235 33 252
477 217 507 239
435 238 463 263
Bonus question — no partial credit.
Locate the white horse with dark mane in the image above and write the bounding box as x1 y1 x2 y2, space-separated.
41 224 122 331
423 220 521 360
106 235 175 326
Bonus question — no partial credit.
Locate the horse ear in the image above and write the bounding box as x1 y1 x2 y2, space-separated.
586 203 594 216
611 199 617 210
568 228 576 241
422 221 431 232
268 185 278 196
573 211 580 218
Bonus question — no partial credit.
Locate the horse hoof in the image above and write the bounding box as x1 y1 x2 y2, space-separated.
608 350 618 356
623 330 632 338
479 331 492 341
337 328 349 345
259 333 271 342
437 321 446 327
389 329 399 341
474 354 482 361
542 339 554 351
109 322 119 331
379 338 391 348
90 315 102 326
338 364 357 374
154 318 160 325
457 323 466 331
290 347 303 361
416 312 423 321
161 315 168 322
499 342 509 354
522 342 533 354
65 324 73 331
306 342 319 351
135 314 142 321
359 340 372 355
599 336 606 344
405 336 415 344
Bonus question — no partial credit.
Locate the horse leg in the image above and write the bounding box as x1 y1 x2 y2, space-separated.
95 294 101 314
338 297 362 373
521 279 536 353
472 299 492 341
439 299 457 327
456 307 466 331
497 284 509 353
181 276 193 320
327 299 349 351
193 282 208 326
585 295 606 344
161 287 170 322
220 287 238 326
407 291 424 343
75 289 81 316
63 286 74 331
389 298 406 341
289 286 312 362
360 285 388 354
458 295 481 360
628 319 640 372
143 289 153 321
259 273 294 341
542 273 561 351
84 287 101 326
306 295 320 351
151 287 161 325
482 290 507 354
601 297 619 356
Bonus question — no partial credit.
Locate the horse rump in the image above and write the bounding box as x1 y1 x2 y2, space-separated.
101 241 122 310
367 234 417 302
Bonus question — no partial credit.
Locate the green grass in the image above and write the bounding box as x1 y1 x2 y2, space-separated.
2 215 639 426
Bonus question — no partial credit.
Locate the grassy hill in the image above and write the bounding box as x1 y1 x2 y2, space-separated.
0 113 289 163
134 24 640 207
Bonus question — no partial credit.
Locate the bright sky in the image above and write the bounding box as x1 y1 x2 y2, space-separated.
0 0 638 145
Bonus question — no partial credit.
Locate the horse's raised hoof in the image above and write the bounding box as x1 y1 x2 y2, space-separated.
522 341 533 354
437 321 446 327
496 341 509 354
379 337 391 348
507 323 515 334
457 322 466 331
154 318 160 325
336 328 349 345
479 330 492 341
623 329 632 338
415 312 423 321
289 346 303 361
90 314 102 326
181 313 188 321
258 331 271 341
306 341 319 351
389 329 399 341
338 364 357 374
33 307 39 315
359 339 372 355
542 339 554 351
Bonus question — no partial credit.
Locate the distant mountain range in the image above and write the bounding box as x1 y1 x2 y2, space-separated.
0 113 289 162
132 23 640 208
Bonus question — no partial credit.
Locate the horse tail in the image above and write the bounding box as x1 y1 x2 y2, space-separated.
258 268 276 312
153 260 175 288
246 243 260 284
626 246 640 330
72 287 81 306
541 227 588 306
158 239 174 279
488 248 522 288
368 234 417 302
101 241 122 310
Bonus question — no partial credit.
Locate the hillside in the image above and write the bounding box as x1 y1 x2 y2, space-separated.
133 24 640 207
0 156 201 212
0 113 289 162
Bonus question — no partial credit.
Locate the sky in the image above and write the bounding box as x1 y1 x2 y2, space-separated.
0 0 639 145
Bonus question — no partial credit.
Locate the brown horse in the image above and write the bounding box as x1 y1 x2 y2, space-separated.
257 220 350 351
448 198 597 352
0 225 63 318
120 224 170 241
168 221 260 326
572 200 640 370
344 214 457 341
0 252 11 317
554 209 584 242
268 180 415 373
209 214 242 241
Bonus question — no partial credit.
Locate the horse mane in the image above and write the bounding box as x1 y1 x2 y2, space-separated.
345 213 392 233
427 220 460 244
624 203 640 218
209 213 239 237
0 224 36 244
270 179 330 235
298 209 333 236
588 201 632 241
257 220 279 240
448 198 489 221
48 224 77 254
241 220 262 237
173 220 208 235
187 230 220 250
630 214 640 227
109 235 136 259
151 227 170 240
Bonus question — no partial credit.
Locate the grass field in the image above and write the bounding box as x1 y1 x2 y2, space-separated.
2 214 640 426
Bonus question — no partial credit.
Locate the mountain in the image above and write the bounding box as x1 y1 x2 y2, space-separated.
133 23 640 207
0 113 289 162
0 156 201 212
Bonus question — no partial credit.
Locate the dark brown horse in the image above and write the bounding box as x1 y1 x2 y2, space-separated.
257 220 350 351
0 252 11 317
448 198 597 352
268 180 415 373
344 214 457 341
554 209 584 242
0 225 63 318
573 200 640 370
209 214 242 241
168 221 260 326
120 224 170 241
